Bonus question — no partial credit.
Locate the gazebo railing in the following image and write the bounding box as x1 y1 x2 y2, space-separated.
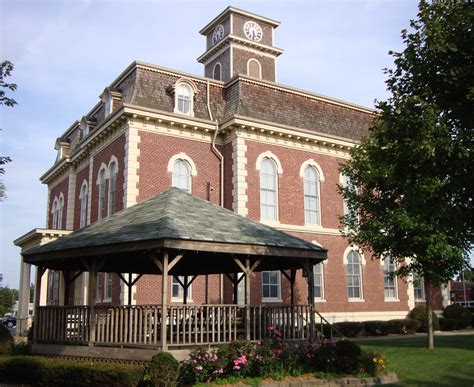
34 304 326 347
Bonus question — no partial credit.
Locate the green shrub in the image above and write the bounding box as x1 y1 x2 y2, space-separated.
148 351 179 387
333 322 364 337
408 306 439 332
386 319 420 334
363 320 390 336
360 350 387 377
0 325 13 355
439 317 457 331
443 304 471 329
0 356 144 386
334 340 362 374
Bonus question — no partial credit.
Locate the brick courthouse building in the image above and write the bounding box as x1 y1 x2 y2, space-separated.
16 7 448 331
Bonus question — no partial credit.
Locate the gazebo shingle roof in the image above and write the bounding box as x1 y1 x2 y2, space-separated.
23 188 327 274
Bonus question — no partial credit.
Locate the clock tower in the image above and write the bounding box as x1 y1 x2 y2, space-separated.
198 7 283 82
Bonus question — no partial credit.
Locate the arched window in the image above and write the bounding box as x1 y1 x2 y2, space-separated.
213 63 222 81
172 159 191 192
383 256 397 299
51 199 58 229
79 181 88 228
247 59 261 78
347 250 362 299
98 168 107 220
57 195 64 229
108 162 117 215
260 158 278 221
304 166 321 225
176 83 193 115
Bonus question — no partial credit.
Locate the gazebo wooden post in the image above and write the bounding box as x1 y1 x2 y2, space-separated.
87 264 97 345
183 276 188 305
161 251 169 351
235 258 260 342
33 266 46 342
62 270 70 306
304 260 316 340
233 273 238 304
128 273 133 306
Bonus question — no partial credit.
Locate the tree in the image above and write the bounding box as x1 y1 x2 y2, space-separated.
340 1 473 350
0 60 17 200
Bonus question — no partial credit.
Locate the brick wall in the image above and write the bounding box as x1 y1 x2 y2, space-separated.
204 50 231 80
137 131 221 204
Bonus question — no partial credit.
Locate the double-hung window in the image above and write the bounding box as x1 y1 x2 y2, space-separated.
262 271 281 301
314 263 324 299
260 158 278 221
108 162 117 215
98 169 107 220
172 159 191 192
383 257 398 299
304 166 320 225
347 250 362 299
79 182 88 228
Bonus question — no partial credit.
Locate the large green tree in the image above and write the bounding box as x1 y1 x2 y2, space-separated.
0 60 17 200
340 1 473 350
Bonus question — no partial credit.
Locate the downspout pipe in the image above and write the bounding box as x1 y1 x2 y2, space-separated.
207 80 225 303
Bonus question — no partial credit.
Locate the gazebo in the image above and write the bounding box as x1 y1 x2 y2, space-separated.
21 188 329 360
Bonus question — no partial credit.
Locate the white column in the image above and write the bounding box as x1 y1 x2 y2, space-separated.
18 256 31 336
232 134 248 216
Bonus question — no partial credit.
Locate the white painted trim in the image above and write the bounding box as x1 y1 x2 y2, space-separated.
172 79 199 117
313 262 325 301
167 153 198 176
322 311 410 323
342 245 367 265
87 156 93 225
255 151 283 174
123 120 140 209
96 163 109 184
299 159 325 181
232 136 248 216
78 180 88 228
247 58 262 79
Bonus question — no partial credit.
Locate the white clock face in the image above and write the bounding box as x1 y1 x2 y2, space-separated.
212 25 225 45
244 21 262 42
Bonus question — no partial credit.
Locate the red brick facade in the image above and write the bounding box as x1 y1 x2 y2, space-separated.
41 7 446 320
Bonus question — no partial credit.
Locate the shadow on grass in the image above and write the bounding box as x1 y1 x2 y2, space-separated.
357 334 474 350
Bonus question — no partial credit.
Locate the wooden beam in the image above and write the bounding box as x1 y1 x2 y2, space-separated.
116 273 130 286
69 271 84 284
130 274 143 286
168 253 184 272
234 258 247 273
151 255 163 273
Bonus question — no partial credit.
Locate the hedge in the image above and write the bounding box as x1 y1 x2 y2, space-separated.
0 356 145 386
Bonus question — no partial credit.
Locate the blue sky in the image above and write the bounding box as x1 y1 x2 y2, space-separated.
0 0 428 288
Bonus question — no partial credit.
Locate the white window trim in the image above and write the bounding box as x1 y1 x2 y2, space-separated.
259 157 280 222
57 193 64 230
167 153 198 176
51 197 59 229
343 247 365 301
107 156 119 216
212 62 222 81
247 58 262 79
256 151 283 174
102 89 113 118
172 79 199 117
79 180 88 228
171 276 193 303
96 163 108 220
413 275 426 301
314 263 325 301
261 271 282 302
303 164 322 226
104 273 113 302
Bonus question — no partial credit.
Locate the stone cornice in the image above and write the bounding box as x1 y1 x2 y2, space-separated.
220 116 354 156
199 6 280 35
197 35 283 63
14 228 72 248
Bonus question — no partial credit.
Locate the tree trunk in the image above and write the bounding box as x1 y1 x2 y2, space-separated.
425 277 434 350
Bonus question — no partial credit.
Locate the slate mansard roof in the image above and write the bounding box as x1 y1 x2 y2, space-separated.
56 60 375 152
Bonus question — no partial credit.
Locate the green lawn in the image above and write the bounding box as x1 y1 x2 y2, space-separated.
359 334 474 386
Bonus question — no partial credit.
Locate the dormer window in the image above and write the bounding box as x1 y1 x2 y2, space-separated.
101 88 122 119
80 118 89 138
104 93 113 118
177 84 192 115
172 79 199 117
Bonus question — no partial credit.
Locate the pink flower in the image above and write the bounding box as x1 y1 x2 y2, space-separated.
233 365 240 370
195 366 203 371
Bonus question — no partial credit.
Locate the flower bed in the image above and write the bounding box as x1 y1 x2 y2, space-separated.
174 327 387 385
